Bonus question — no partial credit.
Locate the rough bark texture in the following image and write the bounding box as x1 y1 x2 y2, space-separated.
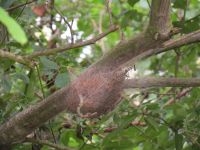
147 0 171 40
0 0 174 145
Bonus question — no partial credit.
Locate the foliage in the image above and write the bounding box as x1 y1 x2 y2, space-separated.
0 7 27 44
0 0 200 150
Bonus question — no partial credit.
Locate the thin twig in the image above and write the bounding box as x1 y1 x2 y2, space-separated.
105 0 113 26
16 0 28 20
54 6 74 43
6 0 36 11
36 65 45 99
146 0 151 8
163 87 192 107
28 25 118 58
0 49 33 68
48 0 55 32
25 138 74 150
36 63 57 143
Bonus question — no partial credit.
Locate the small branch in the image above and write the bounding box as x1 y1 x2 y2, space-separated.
122 29 200 68
185 13 200 23
103 120 146 133
163 88 192 107
28 25 118 58
105 0 113 26
174 49 181 77
16 0 28 21
25 138 74 150
0 49 34 68
6 0 36 11
54 7 74 43
162 29 200 50
146 0 151 8
123 77 200 88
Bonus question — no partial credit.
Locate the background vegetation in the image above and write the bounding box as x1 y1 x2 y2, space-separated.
0 0 200 149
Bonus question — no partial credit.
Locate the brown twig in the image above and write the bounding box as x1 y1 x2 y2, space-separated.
0 49 34 68
28 25 118 58
6 0 36 11
103 120 146 133
16 0 28 20
25 138 74 150
163 87 192 107
54 6 74 43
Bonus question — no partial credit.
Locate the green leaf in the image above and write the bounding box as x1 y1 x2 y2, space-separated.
128 0 140 7
60 130 83 148
0 7 27 45
24 69 35 98
173 15 200 33
0 0 17 9
55 73 69 88
1 74 12 92
40 57 58 71
143 141 154 150
175 132 183 150
14 73 29 84
103 138 134 150
173 0 187 9
144 117 159 132
157 126 170 147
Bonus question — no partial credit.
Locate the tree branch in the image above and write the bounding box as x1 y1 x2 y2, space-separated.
122 29 200 68
147 0 171 39
123 77 200 88
6 0 36 11
28 25 118 58
162 29 200 51
163 88 192 106
0 49 33 68
0 25 199 147
0 26 118 66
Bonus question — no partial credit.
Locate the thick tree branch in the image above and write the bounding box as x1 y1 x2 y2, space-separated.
147 0 171 39
28 25 118 58
123 77 200 88
0 86 76 144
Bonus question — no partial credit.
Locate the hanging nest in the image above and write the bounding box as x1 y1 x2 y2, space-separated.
66 67 126 118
